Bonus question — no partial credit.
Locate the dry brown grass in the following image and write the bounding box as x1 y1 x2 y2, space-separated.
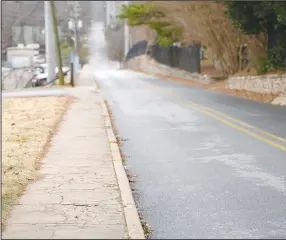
2 96 72 229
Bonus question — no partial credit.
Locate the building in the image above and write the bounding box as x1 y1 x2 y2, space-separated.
2 1 93 49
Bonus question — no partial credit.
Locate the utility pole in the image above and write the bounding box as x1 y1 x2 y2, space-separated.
71 1 80 53
110 1 116 23
124 0 129 57
44 1 56 84
50 0 64 86
106 1 116 28
68 1 81 73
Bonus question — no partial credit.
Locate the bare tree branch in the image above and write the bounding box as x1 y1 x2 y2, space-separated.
150 1 266 75
2 1 42 49
2 1 21 49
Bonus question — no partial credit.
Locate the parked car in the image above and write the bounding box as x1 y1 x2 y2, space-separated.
31 64 70 87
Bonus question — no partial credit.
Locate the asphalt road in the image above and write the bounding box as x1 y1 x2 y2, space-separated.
95 70 286 239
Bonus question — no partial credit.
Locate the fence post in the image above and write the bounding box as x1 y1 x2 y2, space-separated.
70 62 74 87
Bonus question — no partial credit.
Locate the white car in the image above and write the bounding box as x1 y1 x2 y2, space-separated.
37 64 69 74
32 64 70 87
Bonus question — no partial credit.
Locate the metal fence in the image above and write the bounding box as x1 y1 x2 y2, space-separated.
151 44 201 73
125 41 201 73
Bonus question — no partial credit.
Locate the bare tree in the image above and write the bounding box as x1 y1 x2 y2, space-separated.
151 1 266 75
2 1 21 49
2 1 45 52
1 1 76 51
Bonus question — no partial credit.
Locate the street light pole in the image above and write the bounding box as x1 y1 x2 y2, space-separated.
106 1 110 27
44 1 56 83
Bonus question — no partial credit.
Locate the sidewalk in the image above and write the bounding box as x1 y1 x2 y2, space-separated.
2 68 144 239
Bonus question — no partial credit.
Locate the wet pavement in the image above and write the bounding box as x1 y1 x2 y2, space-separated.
95 70 286 239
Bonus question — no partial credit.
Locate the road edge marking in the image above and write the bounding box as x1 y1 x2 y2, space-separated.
192 102 286 144
94 78 145 239
138 80 286 151
172 96 286 152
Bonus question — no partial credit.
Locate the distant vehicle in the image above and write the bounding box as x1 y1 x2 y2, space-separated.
31 64 70 87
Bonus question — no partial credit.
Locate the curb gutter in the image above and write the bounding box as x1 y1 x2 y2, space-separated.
93 78 145 239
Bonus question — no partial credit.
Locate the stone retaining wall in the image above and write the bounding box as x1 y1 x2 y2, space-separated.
228 74 286 94
227 74 286 106
123 55 212 84
2 68 34 90
123 55 286 106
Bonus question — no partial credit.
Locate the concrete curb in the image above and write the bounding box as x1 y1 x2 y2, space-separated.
94 79 145 239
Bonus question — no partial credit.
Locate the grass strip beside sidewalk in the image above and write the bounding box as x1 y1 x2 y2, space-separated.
2 96 72 230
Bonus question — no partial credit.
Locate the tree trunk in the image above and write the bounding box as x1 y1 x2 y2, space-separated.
267 24 277 50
